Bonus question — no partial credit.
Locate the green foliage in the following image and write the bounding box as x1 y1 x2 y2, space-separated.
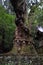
30 7 43 35
0 5 16 52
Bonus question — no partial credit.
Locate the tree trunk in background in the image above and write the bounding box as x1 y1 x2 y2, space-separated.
10 0 38 55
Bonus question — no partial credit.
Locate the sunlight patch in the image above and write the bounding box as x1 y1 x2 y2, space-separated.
38 26 43 32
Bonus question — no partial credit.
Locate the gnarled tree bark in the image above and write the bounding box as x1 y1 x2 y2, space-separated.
10 0 29 39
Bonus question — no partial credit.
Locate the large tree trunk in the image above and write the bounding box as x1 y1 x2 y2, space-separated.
10 0 29 38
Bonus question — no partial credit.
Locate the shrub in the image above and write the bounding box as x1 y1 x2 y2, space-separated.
0 5 16 53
